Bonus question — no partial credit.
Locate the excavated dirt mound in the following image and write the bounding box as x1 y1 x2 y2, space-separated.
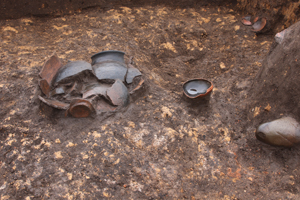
1 3 300 200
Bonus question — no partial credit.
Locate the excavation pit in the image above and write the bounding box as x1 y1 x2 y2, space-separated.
1 1 300 199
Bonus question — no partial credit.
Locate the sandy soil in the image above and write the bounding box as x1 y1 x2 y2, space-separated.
1 4 299 200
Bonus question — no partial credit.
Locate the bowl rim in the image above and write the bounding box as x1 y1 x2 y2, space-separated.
91 50 125 60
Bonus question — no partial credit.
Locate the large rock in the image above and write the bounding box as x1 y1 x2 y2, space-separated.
249 21 300 122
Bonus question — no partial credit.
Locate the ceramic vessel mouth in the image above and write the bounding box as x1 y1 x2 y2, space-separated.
91 50 125 65
241 16 259 26
68 99 94 118
183 78 213 99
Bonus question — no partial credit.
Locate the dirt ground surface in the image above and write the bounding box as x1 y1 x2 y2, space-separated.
1 4 300 200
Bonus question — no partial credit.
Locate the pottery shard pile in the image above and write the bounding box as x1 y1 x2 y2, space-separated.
38 50 144 118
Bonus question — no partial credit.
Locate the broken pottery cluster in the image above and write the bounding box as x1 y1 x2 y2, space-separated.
38 50 144 118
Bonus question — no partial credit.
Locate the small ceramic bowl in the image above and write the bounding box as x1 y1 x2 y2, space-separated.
251 18 267 33
183 79 213 99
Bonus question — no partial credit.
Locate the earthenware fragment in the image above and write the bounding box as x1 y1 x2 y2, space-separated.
241 16 252 26
54 60 92 84
92 62 127 82
256 117 300 147
39 79 51 97
82 83 110 99
38 95 69 110
91 50 127 82
107 79 129 106
126 66 142 84
50 87 65 96
129 77 144 94
39 54 63 96
66 82 83 96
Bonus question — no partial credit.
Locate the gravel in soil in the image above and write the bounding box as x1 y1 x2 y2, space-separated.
1 4 299 200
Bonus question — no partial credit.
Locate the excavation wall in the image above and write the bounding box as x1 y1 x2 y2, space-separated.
248 21 300 123
1 0 234 19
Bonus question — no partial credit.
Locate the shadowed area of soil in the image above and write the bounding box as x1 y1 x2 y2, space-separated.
2 0 299 33
1 0 236 20
1 2 300 200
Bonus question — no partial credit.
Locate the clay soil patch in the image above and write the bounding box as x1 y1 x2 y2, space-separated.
1 4 299 199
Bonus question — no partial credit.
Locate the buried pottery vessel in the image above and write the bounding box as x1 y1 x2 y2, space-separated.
183 79 213 99
91 50 127 82
256 117 300 147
